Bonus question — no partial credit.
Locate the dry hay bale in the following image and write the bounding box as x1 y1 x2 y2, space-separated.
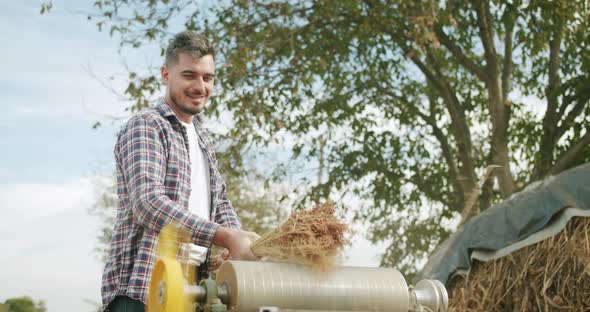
448 217 590 312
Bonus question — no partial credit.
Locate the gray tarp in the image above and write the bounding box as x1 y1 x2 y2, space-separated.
416 163 590 285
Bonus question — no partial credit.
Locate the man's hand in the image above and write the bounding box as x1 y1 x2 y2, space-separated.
213 227 260 261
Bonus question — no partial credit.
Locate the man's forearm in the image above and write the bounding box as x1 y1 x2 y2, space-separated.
131 191 220 248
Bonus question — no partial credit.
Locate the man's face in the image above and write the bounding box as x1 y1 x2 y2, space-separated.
161 53 215 120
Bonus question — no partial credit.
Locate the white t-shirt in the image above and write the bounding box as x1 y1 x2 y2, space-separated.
180 120 211 264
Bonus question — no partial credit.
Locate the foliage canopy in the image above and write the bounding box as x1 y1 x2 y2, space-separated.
75 0 590 277
3 296 46 312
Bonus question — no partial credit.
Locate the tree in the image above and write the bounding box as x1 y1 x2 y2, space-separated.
3 296 46 312
67 0 589 278
223 168 291 235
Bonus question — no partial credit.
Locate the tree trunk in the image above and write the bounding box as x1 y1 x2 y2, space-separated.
533 21 563 180
474 0 516 198
488 76 515 197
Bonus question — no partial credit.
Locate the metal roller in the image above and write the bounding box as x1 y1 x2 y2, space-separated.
217 261 414 312
147 224 448 312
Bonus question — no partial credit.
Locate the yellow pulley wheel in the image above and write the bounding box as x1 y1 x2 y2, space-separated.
147 223 193 312
147 257 188 312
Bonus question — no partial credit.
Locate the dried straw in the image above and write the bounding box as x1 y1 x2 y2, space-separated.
448 217 590 312
248 201 349 271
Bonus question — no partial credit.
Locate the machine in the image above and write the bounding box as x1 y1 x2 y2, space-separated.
147 225 448 312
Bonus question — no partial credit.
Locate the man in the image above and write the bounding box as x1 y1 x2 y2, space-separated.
101 30 259 312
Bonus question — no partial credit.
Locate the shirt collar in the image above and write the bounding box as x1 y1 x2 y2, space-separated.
156 97 205 128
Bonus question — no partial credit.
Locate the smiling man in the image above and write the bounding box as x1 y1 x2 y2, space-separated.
101 31 260 312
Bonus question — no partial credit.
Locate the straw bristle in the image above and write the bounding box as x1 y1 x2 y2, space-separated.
448 217 590 311
247 201 349 271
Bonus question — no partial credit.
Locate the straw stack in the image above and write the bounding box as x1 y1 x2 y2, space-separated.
449 217 590 311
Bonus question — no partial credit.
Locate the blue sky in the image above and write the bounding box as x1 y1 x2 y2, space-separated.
0 1 383 311
0 1 126 184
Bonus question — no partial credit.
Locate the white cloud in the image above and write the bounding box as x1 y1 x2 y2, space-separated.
0 178 96 221
0 177 105 311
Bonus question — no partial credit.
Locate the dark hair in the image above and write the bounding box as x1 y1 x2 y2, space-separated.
164 31 215 66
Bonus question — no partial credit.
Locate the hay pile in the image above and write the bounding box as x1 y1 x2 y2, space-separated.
449 217 590 311
249 201 349 271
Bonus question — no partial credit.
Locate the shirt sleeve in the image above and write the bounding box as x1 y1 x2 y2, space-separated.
116 115 220 247
214 175 242 230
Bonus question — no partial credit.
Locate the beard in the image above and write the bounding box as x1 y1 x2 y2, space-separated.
169 90 207 115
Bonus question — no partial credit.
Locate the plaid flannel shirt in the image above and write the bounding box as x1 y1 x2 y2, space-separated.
101 99 241 308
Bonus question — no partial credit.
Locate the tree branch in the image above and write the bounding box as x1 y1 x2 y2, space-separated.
546 27 562 116
533 22 563 180
555 77 590 119
501 4 516 103
407 50 446 92
422 106 466 210
424 50 477 189
375 2 478 202
556 93 590 140
434 26 487 81
548 131 590 175
472 0 499 75
380 88 466 210
555 78 590 139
